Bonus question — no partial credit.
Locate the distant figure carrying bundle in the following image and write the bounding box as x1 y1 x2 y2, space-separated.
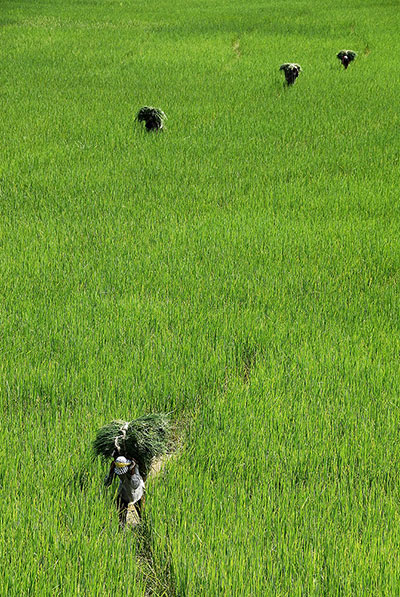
136 106 167 132
279 63 302 85
337 50 357 69
93 414 173 527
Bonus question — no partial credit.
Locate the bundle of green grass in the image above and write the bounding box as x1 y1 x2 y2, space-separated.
136 106 167 132
337 50 357 69
93 414 173 478
279 63 302 85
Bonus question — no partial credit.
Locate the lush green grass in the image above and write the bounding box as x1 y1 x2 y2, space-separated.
1 0 400 594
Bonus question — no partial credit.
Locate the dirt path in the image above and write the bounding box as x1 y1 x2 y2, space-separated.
125 454 173 528
148 454 173 479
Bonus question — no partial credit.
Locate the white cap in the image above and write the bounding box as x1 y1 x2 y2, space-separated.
114 456 132 475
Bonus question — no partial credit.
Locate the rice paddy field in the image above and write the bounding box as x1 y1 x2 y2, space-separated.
1 0 400 594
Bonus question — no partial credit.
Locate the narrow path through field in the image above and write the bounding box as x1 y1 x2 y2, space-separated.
232 38 241 58
134 454 177 596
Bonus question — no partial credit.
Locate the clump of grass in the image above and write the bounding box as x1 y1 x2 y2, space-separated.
136 106 167 132
93 414 173 478
279 63 302 85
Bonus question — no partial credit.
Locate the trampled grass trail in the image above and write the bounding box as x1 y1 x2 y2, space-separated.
1 0 400 594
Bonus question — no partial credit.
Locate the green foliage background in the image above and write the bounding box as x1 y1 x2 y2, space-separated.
1 0 399 594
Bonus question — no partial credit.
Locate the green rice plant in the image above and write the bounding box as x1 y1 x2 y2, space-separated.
1 0 399 594
93 414 173 477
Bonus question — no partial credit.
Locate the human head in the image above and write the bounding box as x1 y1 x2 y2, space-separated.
114 456 132 475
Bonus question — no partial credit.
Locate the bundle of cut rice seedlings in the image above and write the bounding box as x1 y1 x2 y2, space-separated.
279 63 302 85
337 50 357 69
136 106 167 131
93 413 173 478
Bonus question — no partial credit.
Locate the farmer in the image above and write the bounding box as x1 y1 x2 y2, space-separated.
279 63 302 86
105 455 145 527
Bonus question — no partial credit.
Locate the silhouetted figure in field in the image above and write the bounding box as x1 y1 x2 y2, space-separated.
279 63 302 86
136 106 166 131
337 50 357 69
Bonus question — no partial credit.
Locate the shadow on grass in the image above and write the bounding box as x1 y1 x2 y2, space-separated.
135 516 178 597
